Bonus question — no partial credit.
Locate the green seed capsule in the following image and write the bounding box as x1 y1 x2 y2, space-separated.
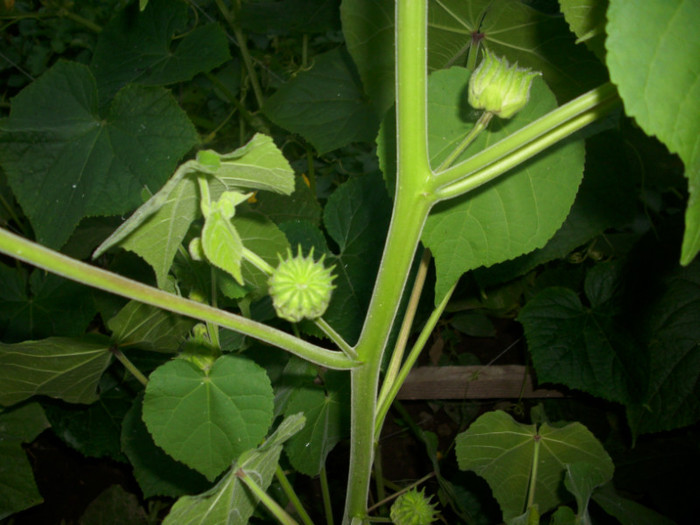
268 247 336 323
390 488 439 525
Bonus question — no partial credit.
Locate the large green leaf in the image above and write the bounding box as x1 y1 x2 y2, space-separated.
0 263 96 343
90 0 231 102
0 60 197 249
0 335 113 406
322 173 391 343
263 48 380 155
122 395 211 499
283 370 350 476
558 0 608 61
518 263 646 404
626 259 700 435
142 355 274 481
421 68 585 301
606 0 700 264
0 403 50 519
163 414 305 525
108 301 194 353
455 410 613 521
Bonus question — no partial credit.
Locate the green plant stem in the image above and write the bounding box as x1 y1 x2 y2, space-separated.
431 82 621 200
435 111 493 172
208 266 221 349
275 466 314 525
0 227 358 370
59 9 102 33
342 1 432 523
315 317 357 359
320 465 335 525
367 472 436 514
527 434 542 509
373 444 387 515
110 347 149 386
374 280 457 437
236 469 299 525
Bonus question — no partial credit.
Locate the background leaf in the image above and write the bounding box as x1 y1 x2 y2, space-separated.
558 0 608 61
142 355 274 481
239 0 340 36
456 410 613 521
78 485 149 525
421 68 585 301
0 60 197 249
0 403 50 519
263 48 380 154
90 0 231 103
108 301 194 353
0 335 113 406
605 0 700 264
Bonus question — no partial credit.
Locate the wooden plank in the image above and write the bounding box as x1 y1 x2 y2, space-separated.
396 365 563 400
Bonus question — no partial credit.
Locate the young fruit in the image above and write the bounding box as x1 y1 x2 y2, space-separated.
268 247 336 323
468 49 541 119
389 488 439 525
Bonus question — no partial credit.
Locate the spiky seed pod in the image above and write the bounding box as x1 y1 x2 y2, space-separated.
389 488 439 525
268 247 336 323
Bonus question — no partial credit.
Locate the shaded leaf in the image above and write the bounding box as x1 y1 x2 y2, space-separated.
0 335 113 406
91 0 231 102
456 410 613 521
239 0 340 36
263 48 380 154
108 301 194 353
253 176 322 226
591 483 677 525
0 403 50 519
0 60 197 248
559 0 608 61
163 413 305 525
564 462 612 520
421 68 585 301
606 0 700 264
235 212 290 294
142 355 274 481
79 485 149 525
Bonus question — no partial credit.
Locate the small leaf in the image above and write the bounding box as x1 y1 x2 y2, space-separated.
606 0 700 264
0 403 50 519
0 60 197 249
455 410 613 521
108 301 194 353
163 413 305 525
263 48 380 154
559 0 608 61
0 335 113 406
201 202 246 285
142 355 274 481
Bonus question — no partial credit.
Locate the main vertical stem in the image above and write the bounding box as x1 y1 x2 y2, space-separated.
342 1 432 523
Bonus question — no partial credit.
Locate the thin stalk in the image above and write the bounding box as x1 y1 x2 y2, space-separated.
110 346 149 386
435 111 493 172
320 465 335 525
236 469 299 525
59 9 102 32
367 472 436 514
315 317 357 359
526 434 542 509
342 1 432 523
208 266 221 349
374 281 457 437
431 82 620 195
373 444 387 515
0 228 358 370
242 247 276 274
275 466 314 525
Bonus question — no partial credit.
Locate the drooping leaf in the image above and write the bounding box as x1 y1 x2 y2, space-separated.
455 410 613 521
0 335 113 406
559 0 608 61
0 403 50 519
606 0 700 264
142 355 274 481
201 193 248 285
121 395 211 499
90 0 231 102
263 48 380 155
421 68 585 301
564 462 612 521
283 370 350 476
518 262 647 405
108 301 194 353
0 60 197 249
163 413 305 525
322 173 391 342
626 259 700 435
0 263 96 343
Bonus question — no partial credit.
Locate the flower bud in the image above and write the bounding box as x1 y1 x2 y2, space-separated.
468 49 541 119
268 247 336 323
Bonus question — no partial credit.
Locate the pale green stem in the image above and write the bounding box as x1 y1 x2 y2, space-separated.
374 281 457 437
0 228 358 370
320 465 335 525
197 174 211 215
527 434 542 509
375 249 431 418
342 1 432 523
435 111 493 172
242 247 276 275
236 469 299 525
373 445 387 515
275 466 314 525
431 82 620 199
315 317 357 359
110 347 149 386
367 472 436 514
208 267 221 349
